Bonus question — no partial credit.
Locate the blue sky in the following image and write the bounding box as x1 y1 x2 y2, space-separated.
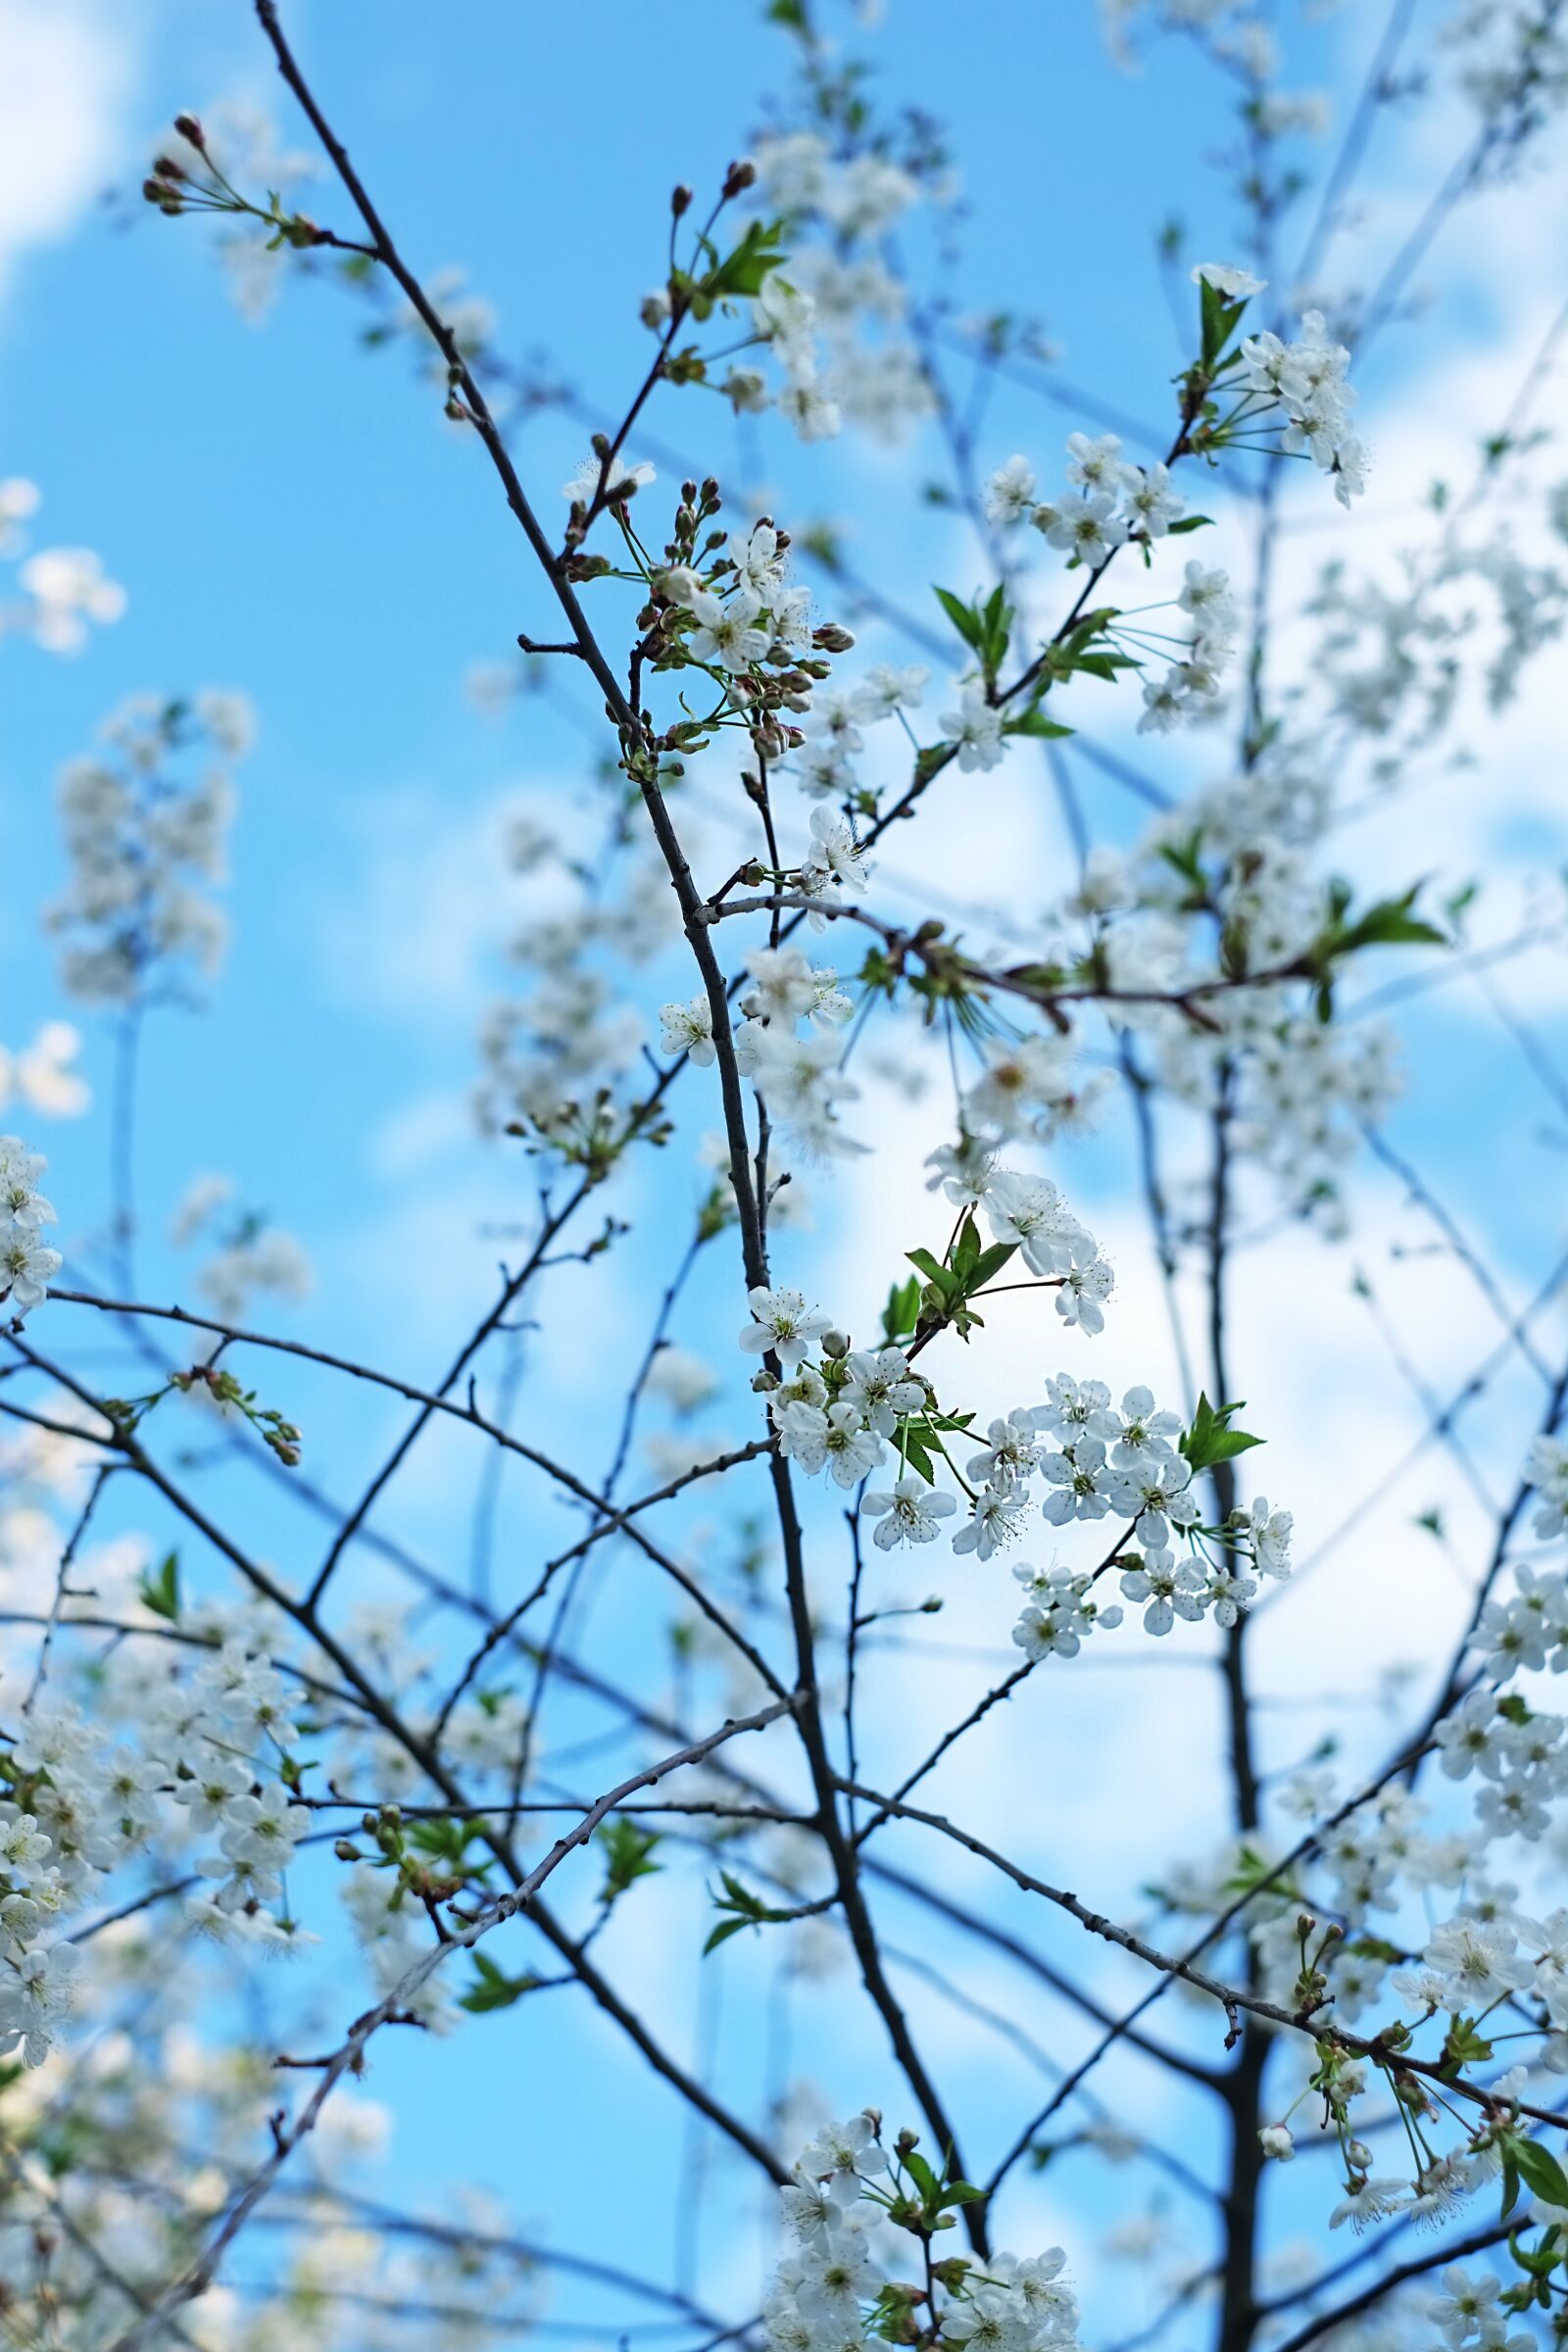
6 0 1568 2337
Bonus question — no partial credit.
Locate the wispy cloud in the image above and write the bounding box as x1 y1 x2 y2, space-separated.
0 1 136 310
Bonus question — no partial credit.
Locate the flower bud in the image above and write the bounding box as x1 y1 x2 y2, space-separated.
812 623 856 653
723 158 758 199
820 1329 850 1359
172 112 206 148
671 184 693 218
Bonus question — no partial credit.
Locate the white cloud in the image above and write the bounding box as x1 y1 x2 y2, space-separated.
313 781 523 1022
0 1 135 308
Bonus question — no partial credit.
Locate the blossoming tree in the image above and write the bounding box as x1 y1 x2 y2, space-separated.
6 4 1568 2350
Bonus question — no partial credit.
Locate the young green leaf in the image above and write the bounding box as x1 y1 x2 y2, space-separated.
458 1950 538 2014
702 1870 796 1956
1180 1391 1264 1472
138 1550 180 1623
1513 2137 1568 2212
597 1820 663 1905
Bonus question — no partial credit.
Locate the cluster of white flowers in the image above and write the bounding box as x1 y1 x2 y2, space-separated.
1220 1594 1568 2224
1235 306 1367 508
0 1021 89 1120
649 516 876 808
0 1835 429 2337
0 1138 62 1319
735 944 859 1158
765 2111 1082 2352
985 433 1236 732
341 1860 459 2034
1024 751 1406 1229
1449 0 1568 134
914 1065 1089 1187
1137 563 1239 735
1018 1376 1290 1634
788 662 930 799
743 131 938 445
982 1174 1115 1336
47 692 253 1006
477 824 677 1146
738 1267 1295 1615
1310 530 1568 743
659 515 825 695
1102 0 1279 60
664 941 861 1170
0 474 126 656
171 1172 314 1321
987 431 1188 562
1011 1558 1125 1661
0 1633 310 2069
1427 2264 1534 2352
159 103 319 321
1526 1434 1568 1545
1395 1906 1568 2028
402 264 497 378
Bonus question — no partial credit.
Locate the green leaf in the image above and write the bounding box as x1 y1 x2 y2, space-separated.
1344 1936 1404 1964
409 1815 480 1862
1166 514 1214 535
1004 961 1070 993
1311 883 1448 972
1181 1392 1264 1472
899 1431 936 1484
702 1915 758 1954
597 1819 663 1904
933 586 987 654
1336 894 1447 954
1157 829 1208 896
965 1243 1017 1291
906 1246 957 1297
1513 2137 1568 2212
458 1950 538 2014
1440 2015 1495 2076
1219 1840 1298 1901
702 1869 795 1956
1199 276 1249 368
138 1549 180 1623
882 1275 921 1345
703 219 788 303
1004 707 1075 739
979 582 1014 675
